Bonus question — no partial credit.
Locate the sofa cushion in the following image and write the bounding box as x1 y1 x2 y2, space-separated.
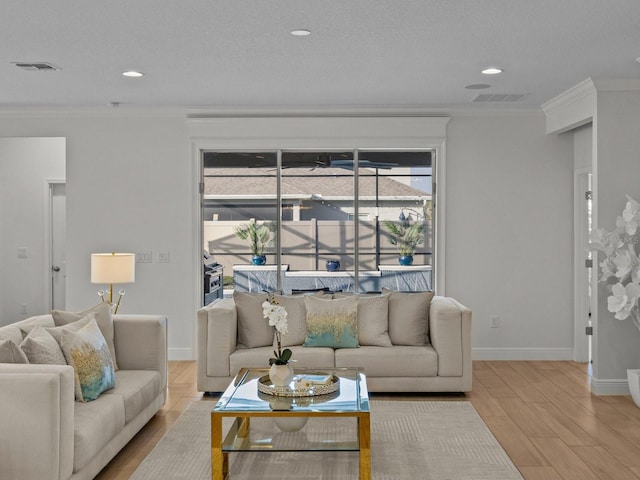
336 293 392 347
60 319 116 402
73 392 126 472
304 295 359 348
335 345 438 377
383 289 434 346
20 325 66 365
274 294 307 347
103 369 162 423
0 325 25 345
52 302 119 370
0 339 29 363
233 291 274 348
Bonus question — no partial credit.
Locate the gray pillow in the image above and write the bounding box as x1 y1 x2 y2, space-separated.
0 339 29 363
0 325 25 346
52 302 118 370
274 294 307 347
383 289 434 346
233 291 274 348
20 325 67 365
336 293 392 347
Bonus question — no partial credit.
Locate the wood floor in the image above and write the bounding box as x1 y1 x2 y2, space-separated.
96 360 640 480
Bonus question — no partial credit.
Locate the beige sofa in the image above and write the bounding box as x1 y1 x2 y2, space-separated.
197 292 471 393
0 313 167 480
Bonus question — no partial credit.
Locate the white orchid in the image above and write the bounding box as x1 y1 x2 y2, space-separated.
592 195 640 329
263 294 291 365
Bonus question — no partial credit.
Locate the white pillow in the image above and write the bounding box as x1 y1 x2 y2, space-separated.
20 325 66 365
0 339 29 363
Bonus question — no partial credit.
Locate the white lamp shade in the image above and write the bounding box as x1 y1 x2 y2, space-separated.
91 253 135 284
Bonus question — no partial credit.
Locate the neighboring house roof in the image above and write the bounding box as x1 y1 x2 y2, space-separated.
203 167 429 200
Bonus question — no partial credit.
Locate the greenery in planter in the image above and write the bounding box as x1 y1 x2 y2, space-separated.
382 217 425 257
234 220 275 257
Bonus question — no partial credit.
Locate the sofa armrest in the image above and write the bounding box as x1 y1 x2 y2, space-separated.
197 298 237 385
113 314 168 389
0 364 75 480
429 297 472 389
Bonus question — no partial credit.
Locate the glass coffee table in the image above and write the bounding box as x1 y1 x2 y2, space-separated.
211 367 370 480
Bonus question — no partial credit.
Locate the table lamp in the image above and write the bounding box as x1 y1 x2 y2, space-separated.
91 252 135 313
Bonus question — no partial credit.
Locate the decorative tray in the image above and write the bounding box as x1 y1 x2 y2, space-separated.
257 374 340 397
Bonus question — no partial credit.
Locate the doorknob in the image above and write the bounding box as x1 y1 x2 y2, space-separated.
52 265 61 272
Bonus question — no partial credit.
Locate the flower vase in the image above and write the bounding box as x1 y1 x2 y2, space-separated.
252 255 266 265
269 363 294 387
398 255 414 265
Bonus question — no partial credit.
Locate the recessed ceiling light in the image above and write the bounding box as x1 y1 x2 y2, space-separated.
290 29 311 36
465 84 491 90
122 70 143 77
482 67 503 75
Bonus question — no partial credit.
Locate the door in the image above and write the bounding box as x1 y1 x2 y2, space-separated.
50 182 66 310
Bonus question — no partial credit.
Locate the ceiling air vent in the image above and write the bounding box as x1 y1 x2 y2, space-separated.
472 93 526 102
13 62 59 71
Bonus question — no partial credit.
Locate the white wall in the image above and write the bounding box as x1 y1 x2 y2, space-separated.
0 137 65 322
446 113 574 359
0 110 574 361
594 90 640 381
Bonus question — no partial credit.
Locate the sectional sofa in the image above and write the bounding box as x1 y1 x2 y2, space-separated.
197 290 472 393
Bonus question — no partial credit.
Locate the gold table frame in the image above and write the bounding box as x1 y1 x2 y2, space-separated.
211 368 370 480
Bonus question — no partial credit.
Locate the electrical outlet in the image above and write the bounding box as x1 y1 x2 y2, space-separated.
136 252 153 263
490 316 500 328
17 247 27 258
158 252 170 263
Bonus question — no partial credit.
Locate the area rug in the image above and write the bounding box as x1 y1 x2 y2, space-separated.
131 400 523 480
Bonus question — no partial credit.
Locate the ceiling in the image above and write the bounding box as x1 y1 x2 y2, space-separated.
3 0 640 112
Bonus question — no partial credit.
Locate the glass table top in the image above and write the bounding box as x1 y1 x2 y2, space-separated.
214 367 370 414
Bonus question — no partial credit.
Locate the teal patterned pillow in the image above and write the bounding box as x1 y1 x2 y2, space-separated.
303 295 359 348
60 318 115 402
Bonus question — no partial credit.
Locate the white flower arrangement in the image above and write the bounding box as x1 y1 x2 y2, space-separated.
591 195 640 330
262 294 292 365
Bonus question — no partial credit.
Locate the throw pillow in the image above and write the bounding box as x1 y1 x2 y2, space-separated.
19 325 67 365
0 339 29 363
0 325 25 346
304 295 359 349
60 318 116 402
383 289 435 346
46 314 94 345
274 294 307 347
335 293 392 347
233 291 274 348
52 302 119 370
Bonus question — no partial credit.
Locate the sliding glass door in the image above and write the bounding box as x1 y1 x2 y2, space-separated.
201 149 433 302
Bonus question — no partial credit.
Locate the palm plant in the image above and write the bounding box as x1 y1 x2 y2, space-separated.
234 220 275 256
382 217 425 257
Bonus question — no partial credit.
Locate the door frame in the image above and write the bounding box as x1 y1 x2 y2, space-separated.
44 178 66 311
573 167 592 362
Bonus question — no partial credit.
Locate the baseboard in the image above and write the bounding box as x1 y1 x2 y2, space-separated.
590 377 630 396
472 347 573 361
168 348 194 361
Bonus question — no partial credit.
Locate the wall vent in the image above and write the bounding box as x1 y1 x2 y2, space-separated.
472 93 526 102
13 62 59 71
